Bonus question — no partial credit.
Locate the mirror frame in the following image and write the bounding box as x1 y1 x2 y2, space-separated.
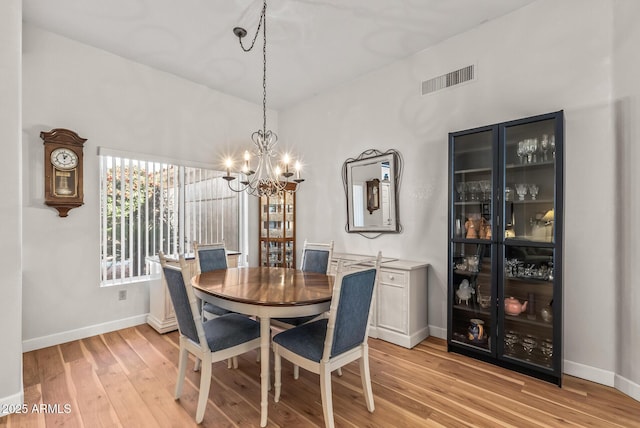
342 149 403 237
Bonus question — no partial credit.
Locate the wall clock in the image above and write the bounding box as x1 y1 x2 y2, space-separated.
40 128 87 217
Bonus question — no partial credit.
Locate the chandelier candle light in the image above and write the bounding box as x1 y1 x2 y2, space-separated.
223 0 304 197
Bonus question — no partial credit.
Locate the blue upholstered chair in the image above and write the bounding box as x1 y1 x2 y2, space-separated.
193 241 232 320
300 239 335 274
272 252 381 428
193 241 239 370
159 252 261 424
272 240 334 328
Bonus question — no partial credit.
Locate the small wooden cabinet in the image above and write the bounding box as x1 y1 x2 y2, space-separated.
331 253 429 348
146 252 239 333
259 184 296 268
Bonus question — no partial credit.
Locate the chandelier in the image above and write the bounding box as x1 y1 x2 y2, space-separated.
223 0 304 197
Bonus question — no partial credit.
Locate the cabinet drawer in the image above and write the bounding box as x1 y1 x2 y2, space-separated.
379 269 406 286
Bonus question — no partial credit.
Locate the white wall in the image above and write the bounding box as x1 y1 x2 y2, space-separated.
21 24 266 347
282 0 619 384
612 0 640 399
0 0 24 414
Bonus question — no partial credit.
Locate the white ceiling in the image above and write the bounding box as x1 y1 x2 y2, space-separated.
22 0 536 110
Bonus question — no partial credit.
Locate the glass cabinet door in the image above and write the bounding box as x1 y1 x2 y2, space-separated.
450 242 494 352
449 127 496 353
451 128 495 242
500 245 556 369
502 118 558 243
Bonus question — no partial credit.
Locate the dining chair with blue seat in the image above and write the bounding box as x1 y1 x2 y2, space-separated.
193 241 240 370
272 252 381 428
159 252 261 424
272 239 334 328
193 241 232 320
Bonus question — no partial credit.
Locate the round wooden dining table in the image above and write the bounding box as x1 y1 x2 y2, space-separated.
191 266 334 427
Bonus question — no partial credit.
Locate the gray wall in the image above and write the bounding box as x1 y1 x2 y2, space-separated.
612 0 640 398
0 0 24 413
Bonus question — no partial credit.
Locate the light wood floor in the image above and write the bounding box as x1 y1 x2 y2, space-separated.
2 324 639 427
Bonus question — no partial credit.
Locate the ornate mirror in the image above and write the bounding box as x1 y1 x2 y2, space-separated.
342 149 402 237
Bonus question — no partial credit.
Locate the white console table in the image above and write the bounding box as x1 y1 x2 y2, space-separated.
146 252 240 333
330 252 430 349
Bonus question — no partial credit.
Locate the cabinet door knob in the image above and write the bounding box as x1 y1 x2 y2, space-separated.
389 275 395 280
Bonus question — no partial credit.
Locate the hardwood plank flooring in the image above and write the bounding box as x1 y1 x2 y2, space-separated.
3 325 640 427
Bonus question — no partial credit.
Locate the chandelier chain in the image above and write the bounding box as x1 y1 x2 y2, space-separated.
262 1 267 135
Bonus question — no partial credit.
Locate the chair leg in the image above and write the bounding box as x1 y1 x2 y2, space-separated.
359 348 375 412
336 367 342 377
274 348 282 402
293 364 299 380
232 356 238 369
320 367 335 428
175 346 189 399
196 354 213 424
194 358 201 372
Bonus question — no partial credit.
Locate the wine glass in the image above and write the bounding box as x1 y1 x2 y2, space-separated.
479 180 491 201
540 134 549 161
528 184 539 200
550 135 556 158
522 336 537 356
525 138 538 163
456 181 466 201
517 141 526 164
467 181 480 201
515 183 528 200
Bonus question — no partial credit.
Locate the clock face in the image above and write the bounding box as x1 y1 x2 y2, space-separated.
50 148 78 170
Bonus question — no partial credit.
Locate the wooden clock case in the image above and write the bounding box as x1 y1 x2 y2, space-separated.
40 128 87 217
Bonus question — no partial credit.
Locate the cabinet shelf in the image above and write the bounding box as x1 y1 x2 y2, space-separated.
505 160 555 170
454 167 492 175
504 313 553 328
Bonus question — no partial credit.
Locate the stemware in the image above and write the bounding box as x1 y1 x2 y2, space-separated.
522 335 537 355
550 135 556 158
456 181 466 201
515 183 528 200
504 331 519 352
528 184 539 200
525 138 538 163
541 339 553 360
479 180 491 201
540 134 549 161
517 141 526 164
467 181 480 201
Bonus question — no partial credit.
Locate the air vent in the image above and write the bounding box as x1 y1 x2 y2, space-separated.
421 65 475 95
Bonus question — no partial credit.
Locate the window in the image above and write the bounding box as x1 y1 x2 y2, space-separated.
99 150 243 285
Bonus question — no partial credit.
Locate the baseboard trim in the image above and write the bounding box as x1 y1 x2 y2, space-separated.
22 314 148 352
615 373 640 402
428 324 447 340
0 391 24 416
562 359 616 387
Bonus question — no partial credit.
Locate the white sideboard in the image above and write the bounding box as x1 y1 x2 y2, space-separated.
330 252 430 349
146 252 240 333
